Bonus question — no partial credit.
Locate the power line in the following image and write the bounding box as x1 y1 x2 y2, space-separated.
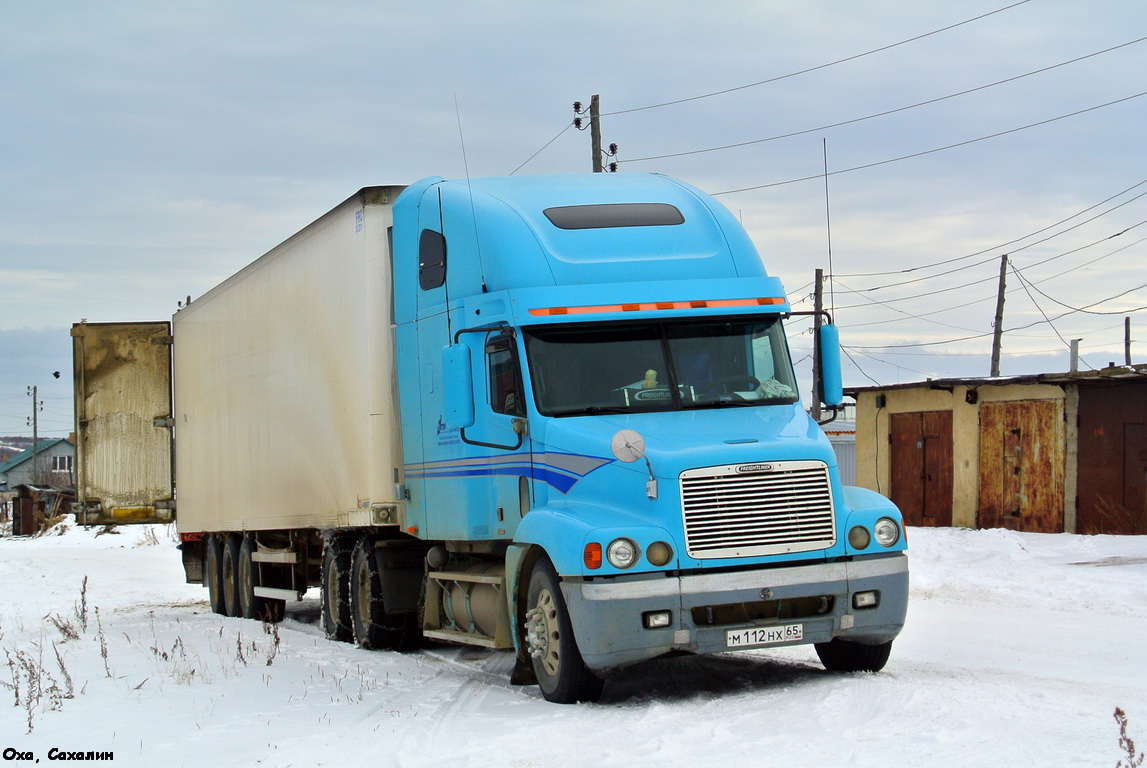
843 346 939 379
832 217 1147 312
1023 234 1147 289
832 278 989 334
625 37 1146 164
848 280 1147 350
604 0 1034 116
834 176 1147 280
1021 217 1147 272
1013 265 1147 316
714 90 1147 196
838 193 1147 295
840 346 883 386
509 122 574 176
839 232 1147 329
1010 263 1081 358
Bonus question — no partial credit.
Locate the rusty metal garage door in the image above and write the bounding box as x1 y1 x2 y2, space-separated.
890 410 953 527
1076 382 1147 535
977 399 1063 533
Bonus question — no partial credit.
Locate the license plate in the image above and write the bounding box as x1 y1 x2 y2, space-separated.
726 624 804 648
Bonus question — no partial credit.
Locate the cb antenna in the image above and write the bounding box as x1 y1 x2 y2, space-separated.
455 94 488 293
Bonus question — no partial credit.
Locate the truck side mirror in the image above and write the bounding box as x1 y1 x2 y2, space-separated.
442 344 475 428
817 323 843 407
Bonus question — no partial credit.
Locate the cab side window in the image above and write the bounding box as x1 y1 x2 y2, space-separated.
419 229 447 290
487 337 525 416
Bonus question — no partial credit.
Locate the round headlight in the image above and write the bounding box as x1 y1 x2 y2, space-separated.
874 518 900 547
848 526 871 550
646 541 674 567
606 538 639 569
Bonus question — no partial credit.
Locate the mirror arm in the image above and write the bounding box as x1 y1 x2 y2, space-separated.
786 309 834 324
816 404 842 427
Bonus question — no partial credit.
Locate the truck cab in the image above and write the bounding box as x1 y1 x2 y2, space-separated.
391 173 907 702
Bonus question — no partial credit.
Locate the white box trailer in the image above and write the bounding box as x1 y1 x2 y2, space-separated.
172 186 407 534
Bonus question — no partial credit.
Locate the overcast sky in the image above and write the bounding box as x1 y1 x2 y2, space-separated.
2 0 1144 436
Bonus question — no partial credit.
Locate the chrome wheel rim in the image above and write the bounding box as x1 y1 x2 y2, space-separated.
526 586 561 677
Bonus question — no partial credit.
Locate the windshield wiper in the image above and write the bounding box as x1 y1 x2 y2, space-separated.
548 405 635 417
687 398 761 409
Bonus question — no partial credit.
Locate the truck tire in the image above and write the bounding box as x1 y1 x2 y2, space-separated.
350 537 419 651
222 534 242 618
815 639 893 673
321 536 354 642
205 535 226 615
238 536 284 623
525 556 603 704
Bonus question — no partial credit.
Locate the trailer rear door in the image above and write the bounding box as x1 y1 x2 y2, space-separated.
71 321 174 524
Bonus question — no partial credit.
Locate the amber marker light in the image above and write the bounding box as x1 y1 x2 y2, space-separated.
584 542 603 569
528 297 784 316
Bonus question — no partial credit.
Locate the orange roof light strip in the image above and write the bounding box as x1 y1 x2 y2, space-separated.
528 297 785 316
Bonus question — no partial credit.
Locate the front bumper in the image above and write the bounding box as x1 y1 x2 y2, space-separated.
560 554 908 671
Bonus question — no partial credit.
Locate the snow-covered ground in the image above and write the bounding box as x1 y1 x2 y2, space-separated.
1 519 1145 767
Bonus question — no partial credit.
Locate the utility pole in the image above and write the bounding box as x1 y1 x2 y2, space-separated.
1126 316 1133 365
589 95 603 173
573 95 617 173
811 269 823 422
1070 339 1081 373
989 255 1008 377
27 385 42 485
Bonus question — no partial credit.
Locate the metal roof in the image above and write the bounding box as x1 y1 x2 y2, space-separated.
845 364 1147 395
0 438 71 473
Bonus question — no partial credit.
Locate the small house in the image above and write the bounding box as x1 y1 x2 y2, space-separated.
0 438 75 493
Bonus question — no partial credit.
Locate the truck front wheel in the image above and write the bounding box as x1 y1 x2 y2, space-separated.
350 537 419 651
525 557 603 704
815 639 893 673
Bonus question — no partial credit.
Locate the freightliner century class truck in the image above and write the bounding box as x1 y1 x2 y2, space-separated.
73 173 908 703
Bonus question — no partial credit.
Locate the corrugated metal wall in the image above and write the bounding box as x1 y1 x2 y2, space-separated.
824 421 856 486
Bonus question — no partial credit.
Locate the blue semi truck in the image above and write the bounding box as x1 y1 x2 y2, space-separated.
82 172 907 703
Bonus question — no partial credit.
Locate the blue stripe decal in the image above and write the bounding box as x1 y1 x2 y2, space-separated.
405 451 612 494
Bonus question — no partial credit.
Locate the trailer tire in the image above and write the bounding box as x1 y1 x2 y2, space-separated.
525 556 603 704
239 536 284 623
350 537 419 651
815 639 893 673
205 535 226 615
321 536 354 642
222 534 243 618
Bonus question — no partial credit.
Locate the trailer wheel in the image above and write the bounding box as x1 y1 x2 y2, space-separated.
350 537 419 651
205 535 226 615
238 536 284 623
815 639 893 673
321 536 354 642
222 534 243 618
524 556 603 704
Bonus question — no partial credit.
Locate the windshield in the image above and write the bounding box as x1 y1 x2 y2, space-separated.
523 317 799 417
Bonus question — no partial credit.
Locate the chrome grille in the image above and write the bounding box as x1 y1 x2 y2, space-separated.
680 460 836 559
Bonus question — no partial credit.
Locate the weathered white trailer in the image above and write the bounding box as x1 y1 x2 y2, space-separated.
172 186 407 535
71 320 175 525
